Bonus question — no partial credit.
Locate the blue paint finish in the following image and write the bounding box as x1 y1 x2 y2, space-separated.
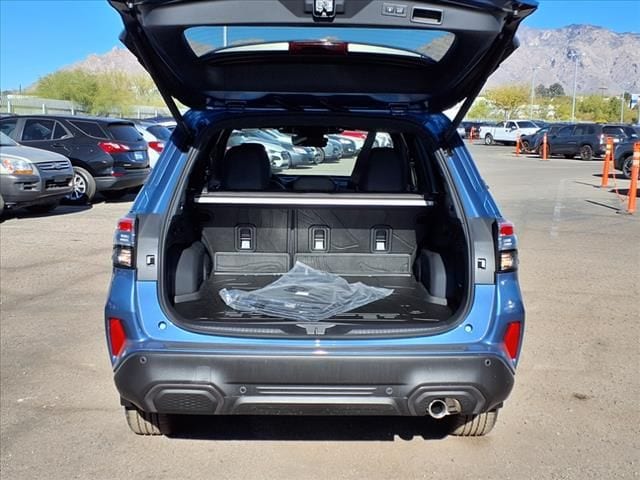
104 107 524 384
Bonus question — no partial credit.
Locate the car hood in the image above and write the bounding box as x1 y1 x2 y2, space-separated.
108 0 537 118
0 145 70 164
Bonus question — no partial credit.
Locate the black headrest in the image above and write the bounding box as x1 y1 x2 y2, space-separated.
359 148 406 193
291 176 336 192
221 143 271 190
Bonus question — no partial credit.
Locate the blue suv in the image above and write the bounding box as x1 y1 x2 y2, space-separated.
106 0 536 436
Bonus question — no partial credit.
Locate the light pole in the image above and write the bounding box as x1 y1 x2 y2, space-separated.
529 66 539 119
570 51 580 122
620 92 626 123
223 26 228 47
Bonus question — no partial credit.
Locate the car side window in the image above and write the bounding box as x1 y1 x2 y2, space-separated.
505 122 515 130
22 119 55 141
70 120 107 138
0 118 18 138
52 122 71 140
602 126 622 136
586 125 596 135
573 126 585 136
557 126 573 137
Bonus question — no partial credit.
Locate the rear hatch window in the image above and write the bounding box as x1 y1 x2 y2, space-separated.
185 26 456 62
108 124 145 143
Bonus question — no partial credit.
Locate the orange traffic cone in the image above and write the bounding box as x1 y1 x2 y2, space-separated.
601 136 614 188
626 142 640 214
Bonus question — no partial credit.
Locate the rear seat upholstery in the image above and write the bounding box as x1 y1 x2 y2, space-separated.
200 146 423 275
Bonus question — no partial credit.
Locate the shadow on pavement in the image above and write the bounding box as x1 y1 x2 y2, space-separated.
1 203 92 222
167 415 453 442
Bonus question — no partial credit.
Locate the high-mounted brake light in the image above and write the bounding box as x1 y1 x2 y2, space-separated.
113 217 136 268
289 41 348 55
108 317 127 357
148 141 165 153
99 142 131 154
503 321 522 361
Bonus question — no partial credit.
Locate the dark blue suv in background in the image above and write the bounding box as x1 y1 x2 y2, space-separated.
106 0 536 436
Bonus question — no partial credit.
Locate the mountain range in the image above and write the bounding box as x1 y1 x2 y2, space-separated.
65 24 640 96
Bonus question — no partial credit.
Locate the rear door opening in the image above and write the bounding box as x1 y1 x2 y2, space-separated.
158 118 476 337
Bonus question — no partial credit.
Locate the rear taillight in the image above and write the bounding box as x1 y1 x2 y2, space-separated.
497 219 518 273
99 141 131 154
148 141 164 153
503 321 522 361
113 217 135 268
108 317 127 357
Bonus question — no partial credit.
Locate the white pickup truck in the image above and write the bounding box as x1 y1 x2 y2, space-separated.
479 120 540 145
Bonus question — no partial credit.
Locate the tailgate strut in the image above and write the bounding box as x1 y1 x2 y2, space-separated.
117 8 193 149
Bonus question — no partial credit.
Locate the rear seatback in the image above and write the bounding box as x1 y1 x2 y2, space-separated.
294 208 419 275
201 147 421 276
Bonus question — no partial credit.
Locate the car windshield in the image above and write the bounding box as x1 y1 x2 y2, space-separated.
184 26 455 62
0 131 17 146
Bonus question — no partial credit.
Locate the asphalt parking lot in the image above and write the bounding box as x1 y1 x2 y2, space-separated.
1 143 638 480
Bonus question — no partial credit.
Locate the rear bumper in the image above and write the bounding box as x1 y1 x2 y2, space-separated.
114 351 514 417
95 168 150 192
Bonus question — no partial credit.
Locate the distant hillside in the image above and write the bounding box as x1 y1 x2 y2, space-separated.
486 25 640 94
64 25 640 95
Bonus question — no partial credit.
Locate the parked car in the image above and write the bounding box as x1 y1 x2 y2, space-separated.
328 135 357 157
0 132 73 215
323 136 344 161
0 115 150 202
545 123 638 161
227 130 292 169
479 120 540 145
261 129 322 166
614 139 640 179
133 122 172 168
519 123 566 153
461 121 489 138
106 0 535 437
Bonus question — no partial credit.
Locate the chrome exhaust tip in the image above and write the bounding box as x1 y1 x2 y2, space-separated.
427 399 448 419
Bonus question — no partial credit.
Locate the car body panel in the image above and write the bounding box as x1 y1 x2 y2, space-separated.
0 136 74 207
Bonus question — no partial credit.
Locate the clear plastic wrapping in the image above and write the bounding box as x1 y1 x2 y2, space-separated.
219 262 393 321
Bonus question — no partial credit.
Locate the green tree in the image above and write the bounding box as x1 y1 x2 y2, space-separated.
34 70 99 109
484 85 529 120
547 83 565 98
466 99 494 120
535 84 548 98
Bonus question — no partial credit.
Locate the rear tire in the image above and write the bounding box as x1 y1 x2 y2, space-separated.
124 407 172 436
66 166 96 204
26 201 59 214
579 144 594 161
484 134 494 145
449 409 499 437
622 155 637 180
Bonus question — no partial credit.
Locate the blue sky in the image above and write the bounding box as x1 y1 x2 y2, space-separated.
1 0 639 91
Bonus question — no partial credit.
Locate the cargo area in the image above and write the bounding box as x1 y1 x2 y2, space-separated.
159 121 471 337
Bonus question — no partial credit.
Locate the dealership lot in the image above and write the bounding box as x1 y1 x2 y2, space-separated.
1 144 638 479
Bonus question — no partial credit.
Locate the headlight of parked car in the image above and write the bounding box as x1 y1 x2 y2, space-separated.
0 156 36 175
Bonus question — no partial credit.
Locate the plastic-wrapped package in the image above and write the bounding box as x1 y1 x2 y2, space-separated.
219 262 393 321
